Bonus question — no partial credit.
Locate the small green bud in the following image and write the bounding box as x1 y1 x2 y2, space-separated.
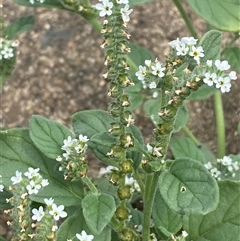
120 228 136 241
109 102 122 117
117 185 132 200
108 82 123 98
119 94 130 107
115 205 129 221
109 122 124 136
120 133 134 148
120 159 133 173
109 170 121 185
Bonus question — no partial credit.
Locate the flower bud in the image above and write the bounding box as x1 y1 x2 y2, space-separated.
109 122 124 136
120 133 134 148
109 171 121 186
120 159 133 174
117 185 132 200
115 205 129 221
119 95 131 107
108 82 123 98
120 228 136 241
109 102 122 117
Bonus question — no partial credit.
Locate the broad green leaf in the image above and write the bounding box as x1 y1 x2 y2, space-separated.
0 128 83 206
82 193 116 234
13 0 65 9
159 158 219 214
143 98 161 124
153 190 182 237
3 16 34 39
127 92 144 111
170 137 205 163
187 84 217 100
187 0 240 32
223 47 240 71
30 115 74 159
198 144 216 164
183 180 240 241
199 30 222 63
57 208 111 241
173 104 189 132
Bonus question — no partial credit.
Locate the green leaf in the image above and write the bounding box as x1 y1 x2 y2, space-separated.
13 0 65 9
187 0 240 32
57 208 112 241
129 0 153 7
198 144 216 164
183 180 240 241
159 158 219 215
188 84 217 100
127 92 144 111
170 137 205 163
3 15 35 39
173 104 189 132
30 115 74 159
0 236 8 241
223 47 240 71
143 98 161 124
199 30 222 63
82 193 116 234
0 128 83 206
153 190 182 237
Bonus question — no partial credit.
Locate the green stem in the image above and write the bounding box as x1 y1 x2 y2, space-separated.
181 125 200 146
82 176 100 194
172 0 198 39
133 169 145 193
214 91 225 158
142 172 160 241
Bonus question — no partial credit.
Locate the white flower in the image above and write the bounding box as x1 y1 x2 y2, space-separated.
189 46 204 63
221 156 232 166
121 4 133 22
136 224 143 233
52 225 58 231
169 38 180 49
176 43 189 56
215 59 230 71
229 71 237 80
26 180 42 195
151 62 165 77
24 167 40 179
44 197 55 207
146 143 153 153
61 136 75 152
203 72 217 86
98 165 118 177
182 230 188 237
41 179 49 187
95 0 113 17
204 162 212 170
149 233 157 241
0 184 4 192
135 65 147 81
1 46 14 59
232 161 239 171
32 206 45 221
152 146 162 157
145 59 152 67
56 155 63 162
125 176 135 185
76 230 94 241
11 171 23 184
49 203 67 221
210 167 221 178
79 134 89 143
206 60 212 67
181 36 198 46
152 91 158 98
149 82 157 89
63 152 70 160
215 76 231 93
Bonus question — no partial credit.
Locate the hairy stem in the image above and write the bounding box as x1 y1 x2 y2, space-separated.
214 91 226 158
172 0 198 39
181 125 201 146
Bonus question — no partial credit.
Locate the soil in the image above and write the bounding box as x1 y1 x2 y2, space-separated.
1 0 239 239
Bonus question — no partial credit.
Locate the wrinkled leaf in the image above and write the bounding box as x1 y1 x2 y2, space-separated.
30 115 74 159
57 208 111 241
0 128 83 206
187 0 240 32
82 193 116 234
223 47 240 71
159 158 219 214
183 180 240 241
153 190 182 237
3 15 34 39
170 137 205 163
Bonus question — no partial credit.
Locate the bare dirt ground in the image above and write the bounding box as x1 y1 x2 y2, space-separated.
1 0 240 239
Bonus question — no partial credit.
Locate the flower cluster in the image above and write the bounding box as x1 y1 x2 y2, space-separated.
169 37 204 63
95 0 133 22
10 167 49 195
76 230 94 241
135 59 166 89
0 175 4 192
0 38 18 60
204 156 239 180
203 59 237 93
56 134 89 180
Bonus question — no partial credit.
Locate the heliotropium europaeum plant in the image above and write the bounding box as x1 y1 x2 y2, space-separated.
1 0 240 241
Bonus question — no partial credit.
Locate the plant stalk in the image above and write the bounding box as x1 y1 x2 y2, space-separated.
213 91 226 158
181 125 201 146
172 0 198 39
82 176 99 194
142 172 160 241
